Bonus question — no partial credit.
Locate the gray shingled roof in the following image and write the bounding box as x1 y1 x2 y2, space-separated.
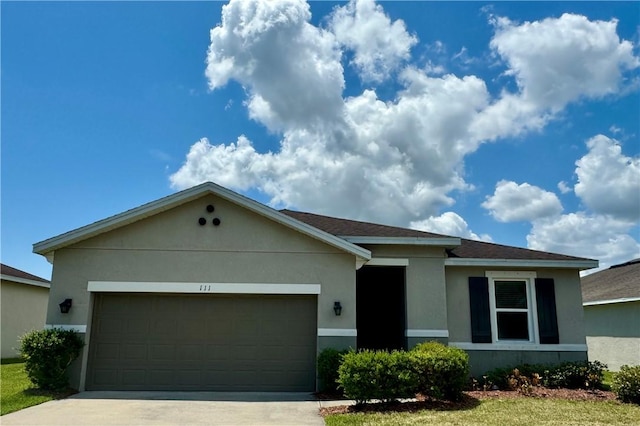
280 210 592 262
0 263 50 283
581 259 640 304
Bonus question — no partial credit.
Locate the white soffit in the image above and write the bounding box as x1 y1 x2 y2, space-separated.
88 281 322 295
33 182 371 262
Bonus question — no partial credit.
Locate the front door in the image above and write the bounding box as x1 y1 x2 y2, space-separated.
356 266 406 350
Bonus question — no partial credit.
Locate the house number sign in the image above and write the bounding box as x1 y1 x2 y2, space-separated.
199 285 212 292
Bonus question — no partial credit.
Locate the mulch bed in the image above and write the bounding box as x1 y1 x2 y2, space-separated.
319 388 617 416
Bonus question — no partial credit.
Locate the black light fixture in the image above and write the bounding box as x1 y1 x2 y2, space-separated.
212 218 221 226
198 217 207 226
333 301 342 316
206 204 215 213
59 299 72 314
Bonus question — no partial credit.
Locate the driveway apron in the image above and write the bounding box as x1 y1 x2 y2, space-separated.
0 392 326 425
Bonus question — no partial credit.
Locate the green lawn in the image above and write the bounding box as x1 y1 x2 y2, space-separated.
325 398 640 426
1 359 71 416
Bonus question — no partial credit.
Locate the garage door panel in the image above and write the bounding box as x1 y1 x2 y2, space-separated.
87 293 317 391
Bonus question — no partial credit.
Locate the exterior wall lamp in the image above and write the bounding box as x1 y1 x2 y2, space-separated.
333 301 342 316
59 298 72 314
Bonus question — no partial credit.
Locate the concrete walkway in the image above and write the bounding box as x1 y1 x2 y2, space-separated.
1 392 351 425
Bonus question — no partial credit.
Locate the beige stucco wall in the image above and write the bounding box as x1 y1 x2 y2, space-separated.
47 194 358 388
584 301 640 371
1 280 49 358
445 266 586 345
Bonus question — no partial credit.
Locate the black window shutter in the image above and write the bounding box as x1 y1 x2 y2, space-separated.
469 277 492 343
535 278 559 344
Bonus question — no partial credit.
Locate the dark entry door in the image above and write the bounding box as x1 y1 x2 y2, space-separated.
356 266 406 350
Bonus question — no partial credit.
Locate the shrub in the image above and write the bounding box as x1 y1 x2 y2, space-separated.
483 360 607 391
484 364 547 390
612 365 640 405
20 328 84 390
545 360 607 390
337 350 416 404
410 341 469 401
317 348 349 393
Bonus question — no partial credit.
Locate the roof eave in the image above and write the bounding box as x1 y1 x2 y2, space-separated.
33 182 371 261
583 297 640 306
0 274 51 289
341 236 461 248
445 258 598 270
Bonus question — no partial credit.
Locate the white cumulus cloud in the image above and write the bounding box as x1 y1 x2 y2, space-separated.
171 0 638 233
330 0 417 83
482 180 563 222
528 213 640 271
574 135 640 221
410 212 492 241
490 13 639 111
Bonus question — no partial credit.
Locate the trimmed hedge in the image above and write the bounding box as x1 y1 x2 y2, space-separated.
411 342 469 401
337 342 470 404
612 365 640 405
337 350 416 404
317 348 349 393
20 328 84 390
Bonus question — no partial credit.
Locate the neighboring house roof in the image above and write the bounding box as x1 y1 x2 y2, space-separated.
281 209 597 269
581 258 640 305
33 182 371 262
0 263 50 288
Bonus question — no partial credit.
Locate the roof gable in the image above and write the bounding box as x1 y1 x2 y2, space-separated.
33 182 371 262
581 259 640 304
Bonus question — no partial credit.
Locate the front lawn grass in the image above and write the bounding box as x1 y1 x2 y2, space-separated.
1 359 72 416
325 398 640 425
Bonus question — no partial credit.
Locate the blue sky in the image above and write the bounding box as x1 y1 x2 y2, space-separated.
2 0 639 280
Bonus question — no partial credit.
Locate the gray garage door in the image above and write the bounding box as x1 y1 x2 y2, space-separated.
86 293 317 391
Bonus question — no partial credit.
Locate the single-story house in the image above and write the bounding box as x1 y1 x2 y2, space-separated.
581 259 640 371
33 182 597 391
1 263 51 359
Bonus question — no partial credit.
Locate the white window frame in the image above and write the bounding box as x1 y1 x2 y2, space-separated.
486 271 539 345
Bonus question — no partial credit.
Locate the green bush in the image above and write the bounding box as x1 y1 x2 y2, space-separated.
317 348 349 393
612 365 640 404
483 360 607 391
410 341 469 401
545 360 607 390
484 364 548 390
20 328 84 390
337 350 417 404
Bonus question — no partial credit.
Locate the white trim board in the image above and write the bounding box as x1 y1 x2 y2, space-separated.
366 258 409 267
318 328 357 337
0 274 50 289
449 342 588 352
343 236 460 248
45 324 87 333
88 281 321 295
406 329 449 338
584 297 640 306
445 258 598 270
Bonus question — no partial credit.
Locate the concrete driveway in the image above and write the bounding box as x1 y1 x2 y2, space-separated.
0 391 346 425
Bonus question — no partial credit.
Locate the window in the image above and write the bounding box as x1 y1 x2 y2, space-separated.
469 272 559 345
488 274 536 342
